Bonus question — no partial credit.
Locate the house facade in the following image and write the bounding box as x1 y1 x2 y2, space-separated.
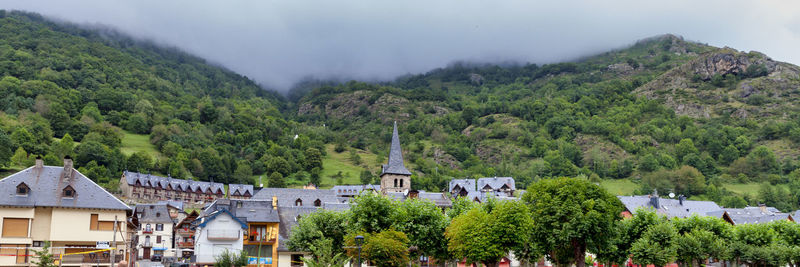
0 158 130 266
133 204 175 259
119 171 252 205
195 199 280 266
175 210 199 259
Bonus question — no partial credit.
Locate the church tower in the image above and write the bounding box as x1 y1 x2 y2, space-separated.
380 121 412 194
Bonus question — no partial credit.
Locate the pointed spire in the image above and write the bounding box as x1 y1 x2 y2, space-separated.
381 121 412 176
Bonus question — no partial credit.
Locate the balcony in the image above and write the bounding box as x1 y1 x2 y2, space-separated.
142 241 152 247
207 230 241 241
177 228 194 235
142 229 153 234
178 241 194 248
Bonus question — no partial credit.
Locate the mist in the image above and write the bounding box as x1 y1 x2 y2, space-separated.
3 0 799 91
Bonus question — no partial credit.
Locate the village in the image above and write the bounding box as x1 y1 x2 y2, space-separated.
1 124 798 267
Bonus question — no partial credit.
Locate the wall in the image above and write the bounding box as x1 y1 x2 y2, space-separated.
194 213 244 263
136 222 175 258
277 252 309 267
49 209 126 242
0 207 35 245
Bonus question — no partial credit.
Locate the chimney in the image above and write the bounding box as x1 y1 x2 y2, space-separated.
650 189 660 209
272 196 278 210
759 203 767 214
63 156 73 179
678 195 685 206
35 156 43 168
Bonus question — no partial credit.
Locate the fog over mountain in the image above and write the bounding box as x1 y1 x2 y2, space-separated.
4 0 800 91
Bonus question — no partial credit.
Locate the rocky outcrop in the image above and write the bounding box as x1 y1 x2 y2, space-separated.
691 51 752 80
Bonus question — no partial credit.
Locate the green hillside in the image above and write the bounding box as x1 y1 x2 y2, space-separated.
4 10 800 211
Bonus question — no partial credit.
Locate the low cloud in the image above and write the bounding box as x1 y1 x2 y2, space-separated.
3 0 800 91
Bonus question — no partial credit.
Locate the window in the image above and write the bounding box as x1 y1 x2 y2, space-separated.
291 254 303 267
237 202 243 208
90 214 99 230
16 183 29 196
32 241 43 247
2 218 29 237
145 224 152 232
156 224 163 231
145 236 151 245
157 236 162 243
400 179 404 187
156 212 161 218
98 221 114 231
62 186 75 198
314 199 321 207
394 179 398 187
0 244 28 264
295 199 302 206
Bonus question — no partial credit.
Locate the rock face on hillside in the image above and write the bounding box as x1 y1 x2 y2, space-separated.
634 48 800 118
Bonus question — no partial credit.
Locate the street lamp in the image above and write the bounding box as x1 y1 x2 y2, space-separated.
354 235 364 267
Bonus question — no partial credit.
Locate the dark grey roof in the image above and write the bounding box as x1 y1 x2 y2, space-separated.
332 184 381 196
384 190 453 207
204 199 279 223
157 200 185 211
449 179 476 193
717 207 793 225
462 191 518 203
252 188 339 207
276 206 323 252
229 184 254 196
122 171 226 194
477 177 516 191
134 204 174 224
618 195 722 219
381 122 412 176
0 165 130 210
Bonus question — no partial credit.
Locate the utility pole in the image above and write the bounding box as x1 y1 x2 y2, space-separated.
111 216 117 267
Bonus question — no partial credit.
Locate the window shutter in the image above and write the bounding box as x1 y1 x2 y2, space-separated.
2 218 29 237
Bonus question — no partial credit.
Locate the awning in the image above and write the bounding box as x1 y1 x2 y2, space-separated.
153 247 168 251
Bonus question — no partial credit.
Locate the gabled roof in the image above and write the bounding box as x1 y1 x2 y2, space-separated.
0 165 130 210
134 204 174 224
617 195 722 219
229 184 254 196
203 199 280 223
122 171 227 194
277 206 320 252
380 121 412 176
198 208 248 229
449 179 476 193
253 188 339 208
332 184 381 196
477 177 516 191
715 206 793 225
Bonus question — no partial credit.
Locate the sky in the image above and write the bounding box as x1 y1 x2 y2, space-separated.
3 0 800 91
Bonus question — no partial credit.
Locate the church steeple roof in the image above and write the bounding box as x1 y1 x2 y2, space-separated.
381 121 412 176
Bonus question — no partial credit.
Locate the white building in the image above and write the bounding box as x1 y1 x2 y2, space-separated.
133 204 175 259
193 208 248 264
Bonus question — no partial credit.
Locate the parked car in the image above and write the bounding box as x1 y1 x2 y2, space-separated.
151 254 163 262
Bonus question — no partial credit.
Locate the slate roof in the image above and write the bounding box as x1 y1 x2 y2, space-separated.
383 190 453 207
252 188 339 208
617 195 722 219
157 200 185 211
714 207 793 225
198 208 249 229
449 179 476 193
276 206 320 252
332 184 381 196
228 184 254 196
0 165 130 210
381 122 412 176
122 171 228 194
134 204 174 224
477 177 515 191
203 199 280 223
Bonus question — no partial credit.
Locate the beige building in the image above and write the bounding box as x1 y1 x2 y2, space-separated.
0 158 131 266
133 204 175 260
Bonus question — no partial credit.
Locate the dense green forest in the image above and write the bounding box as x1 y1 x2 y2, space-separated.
3 10 800 211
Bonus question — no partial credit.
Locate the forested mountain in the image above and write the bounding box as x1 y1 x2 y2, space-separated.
3 10 800 211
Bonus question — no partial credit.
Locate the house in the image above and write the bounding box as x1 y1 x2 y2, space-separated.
195 199 280 266
229 184 256 200
617 193 722 219
449 179 476 197
0 157 130 266
119 171 251 204
175 210 199 259
477 177 515 197
709 205 794 225
385 190 453 208
380 122 413 194
276 207 323 267
253 188 340 208
332 184 380 198
133 204 175 259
